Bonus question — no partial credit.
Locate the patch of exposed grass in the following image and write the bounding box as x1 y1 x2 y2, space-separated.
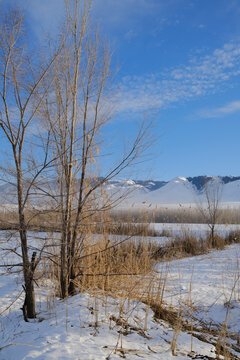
152 230 240 261
91 222 161 237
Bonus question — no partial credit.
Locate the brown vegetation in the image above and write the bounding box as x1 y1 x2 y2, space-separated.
152 230 240 260
111 206 240 224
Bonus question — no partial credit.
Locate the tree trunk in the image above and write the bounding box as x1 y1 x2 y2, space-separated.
24 268 36 319
60 231 68 298
21 235 36 320
16 159 36 319
211 226 215 248
68 264 76 296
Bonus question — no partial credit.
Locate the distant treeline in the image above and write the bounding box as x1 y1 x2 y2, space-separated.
110 207 240 224
0 206 240 232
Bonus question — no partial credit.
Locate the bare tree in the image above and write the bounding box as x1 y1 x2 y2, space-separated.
198 177 223 247
0 0 150 315
41 0 149 298
0 7 58 319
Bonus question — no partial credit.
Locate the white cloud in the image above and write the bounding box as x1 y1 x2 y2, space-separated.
12 0 164 39
198 100 240 119
15 0 181 44
113 42 240 115
8 0 66 40
93 0 164 26
3 2 240 118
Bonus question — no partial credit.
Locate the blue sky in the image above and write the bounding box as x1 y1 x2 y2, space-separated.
3 0 240 180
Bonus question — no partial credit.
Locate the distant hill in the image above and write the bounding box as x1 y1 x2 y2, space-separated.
187 176 240 191
1 176 240 209
103 176 240 208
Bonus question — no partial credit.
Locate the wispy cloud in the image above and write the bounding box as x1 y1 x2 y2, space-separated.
197 100 240 119
113 42 240 114
11 0 165 40
124 29 137 41
5 2 240 118
93 0 164 26
9 0 66 40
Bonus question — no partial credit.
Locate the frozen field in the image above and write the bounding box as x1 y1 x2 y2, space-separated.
151 222 240 238
0 229 240 359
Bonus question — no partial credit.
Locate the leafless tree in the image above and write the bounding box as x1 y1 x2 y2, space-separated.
198 177 223 247
41 0 149 298
0 0 150 315
0 7 58 319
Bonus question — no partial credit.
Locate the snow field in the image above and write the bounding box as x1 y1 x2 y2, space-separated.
0 227 240 359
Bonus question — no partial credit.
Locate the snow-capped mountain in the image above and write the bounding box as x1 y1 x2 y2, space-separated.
1 176 240 209
103 176 240 208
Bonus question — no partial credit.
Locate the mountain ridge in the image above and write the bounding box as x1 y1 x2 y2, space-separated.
103 176 240 207
1 176 240 207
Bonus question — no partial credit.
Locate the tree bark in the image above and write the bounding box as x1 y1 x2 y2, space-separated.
16 154 36 319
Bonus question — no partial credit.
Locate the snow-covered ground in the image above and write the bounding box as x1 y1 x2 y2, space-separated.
0 230 240 359
150 222 240 238
0 277 218 360
161 245 240 333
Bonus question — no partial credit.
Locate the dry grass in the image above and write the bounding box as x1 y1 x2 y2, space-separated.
152 230 240 261
111 207 240 224
37 226 240 293
0 209 161 236
90 222 160 237
72 236 156 295
36 231 159 300
0 208 61 232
